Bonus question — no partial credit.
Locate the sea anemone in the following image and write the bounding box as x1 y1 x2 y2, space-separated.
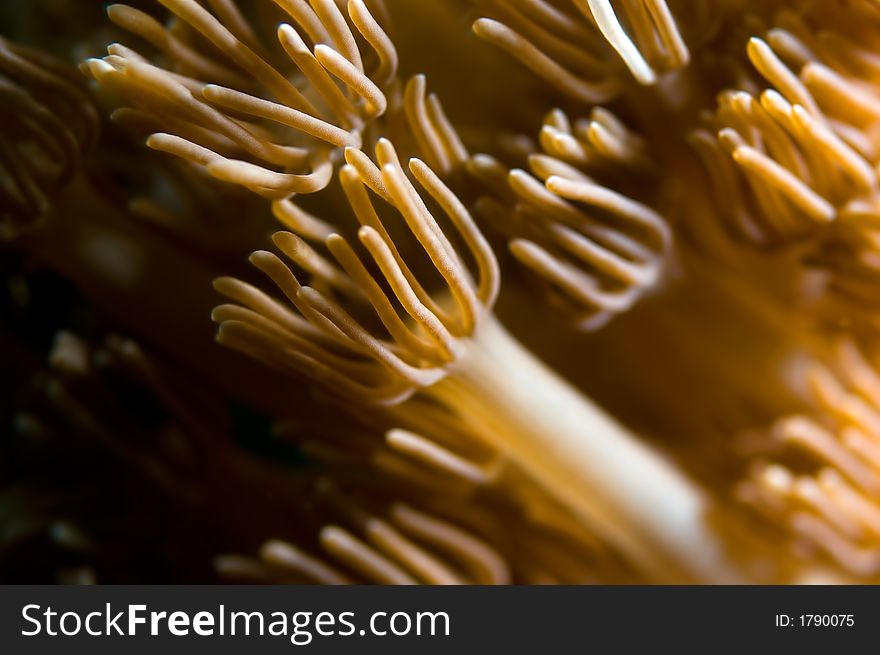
6 0 880 585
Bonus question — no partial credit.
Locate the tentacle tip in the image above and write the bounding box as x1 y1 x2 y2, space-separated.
313 43 335 58
356 225 378 242
544 175 563 191
211 276 233 292
508 168 529 182
508 238 533 257
296 285 318 301
144 133 171 150
248 249 274 265
339 163 360 183
472 17 496 36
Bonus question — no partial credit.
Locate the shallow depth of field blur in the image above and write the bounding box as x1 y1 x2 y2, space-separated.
3 0 880 584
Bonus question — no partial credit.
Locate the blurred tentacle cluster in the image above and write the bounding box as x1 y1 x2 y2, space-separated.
220 413 633 584
7 0 880 585
737 339 880 579
0 36 98 232
469 0 700 99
